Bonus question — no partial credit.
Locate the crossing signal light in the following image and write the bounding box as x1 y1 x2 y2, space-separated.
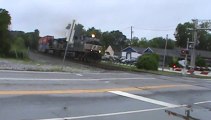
181 49 189 55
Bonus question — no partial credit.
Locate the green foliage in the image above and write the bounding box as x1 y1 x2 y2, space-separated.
78 26 128 52
130 37 175 49
0 8 11 57
135 53 159 71
149 37 175 49
0 9 11 30
86 27 102 39
175 22 193 48
175 22 211 51
168 57 182 68
101 30 128 52
206 34 211 51
131 37 139 47
197 30 209 50
139 37 148 47
74 24 86 37
196 56 206 67
24 29 40 50
11 37 27 51
9 36 28 59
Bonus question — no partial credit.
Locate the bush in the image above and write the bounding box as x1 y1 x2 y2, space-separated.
196 57 206 67
168 57 182 68
8 51 29 59
135 53 159 71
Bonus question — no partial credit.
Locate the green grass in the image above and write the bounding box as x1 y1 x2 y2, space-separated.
100 61 211 79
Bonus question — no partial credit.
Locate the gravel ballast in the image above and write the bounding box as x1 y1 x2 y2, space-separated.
0 51 105 73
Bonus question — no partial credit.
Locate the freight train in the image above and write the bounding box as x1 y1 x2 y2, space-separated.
38 35 102 62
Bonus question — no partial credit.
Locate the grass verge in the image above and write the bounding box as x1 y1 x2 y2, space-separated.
99 61 211 79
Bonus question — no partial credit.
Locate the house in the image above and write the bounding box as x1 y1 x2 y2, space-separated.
121 46 154 59
105 45 114 56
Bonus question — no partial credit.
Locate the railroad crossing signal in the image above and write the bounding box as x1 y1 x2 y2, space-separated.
181 49 189 55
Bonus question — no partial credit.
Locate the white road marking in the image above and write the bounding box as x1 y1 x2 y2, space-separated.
0 70 128 75
194 101 211 105
34 92 210 120
109 91 178 107
76 74 83 76
37 106 176 120
36 100 211 120
0 70 72 74
0 77 155 81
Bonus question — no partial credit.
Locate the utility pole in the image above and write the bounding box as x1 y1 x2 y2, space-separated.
130 26 133 45
185 38 190 68
190 19 198 68
61 19 76 70
189 19 211 68
162 34 168 71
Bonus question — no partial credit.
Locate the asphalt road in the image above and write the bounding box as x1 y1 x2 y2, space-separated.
0 70 211 120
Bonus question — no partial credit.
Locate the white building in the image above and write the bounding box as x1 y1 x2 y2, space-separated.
121 46 154 59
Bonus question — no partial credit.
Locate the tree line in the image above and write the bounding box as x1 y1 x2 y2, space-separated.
74 25 176 52
1 8 211 59
175 22 211 51
0 8 39 58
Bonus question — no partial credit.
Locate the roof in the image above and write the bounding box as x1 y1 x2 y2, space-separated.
122 46 137 52
143 47 154 54
122 46 155 54
122 46 211 59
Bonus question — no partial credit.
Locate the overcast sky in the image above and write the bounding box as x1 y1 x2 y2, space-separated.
1 0 210 39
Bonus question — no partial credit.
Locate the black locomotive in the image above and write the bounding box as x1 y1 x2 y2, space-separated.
38 35 102 61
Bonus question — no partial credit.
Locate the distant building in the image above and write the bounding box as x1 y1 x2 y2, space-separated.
105 45 114 56
121 46 154 59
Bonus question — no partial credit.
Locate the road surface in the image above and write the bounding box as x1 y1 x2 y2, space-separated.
0 70 211 120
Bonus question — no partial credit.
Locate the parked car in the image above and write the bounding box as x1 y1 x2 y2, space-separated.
121 58 137 65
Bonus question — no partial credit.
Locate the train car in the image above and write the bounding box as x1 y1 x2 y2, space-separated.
38 35 54 53
38 35 102 61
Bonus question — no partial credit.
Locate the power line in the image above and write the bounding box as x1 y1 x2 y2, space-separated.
133 26 175 31
120 26 175 31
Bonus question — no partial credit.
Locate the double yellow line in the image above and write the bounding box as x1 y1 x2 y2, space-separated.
0 84 191 95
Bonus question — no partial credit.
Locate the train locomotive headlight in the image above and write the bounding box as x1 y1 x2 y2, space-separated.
99 50 101 53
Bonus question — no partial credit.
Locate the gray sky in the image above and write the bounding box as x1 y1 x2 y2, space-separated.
1 0 210 39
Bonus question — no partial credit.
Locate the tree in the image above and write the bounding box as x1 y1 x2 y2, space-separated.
196 30 207 50
74 24 86 38
131 37 139 47
24 29 40 50
101 30 128 52
148 37 175 49
86 27 102 39
108 30 128 52
175 22 193 48
139 37 148 47
0 8 11 56
206 34 211 51
149 37 164 48
101 31 113 49
10 37 28 58
175 21 211 51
